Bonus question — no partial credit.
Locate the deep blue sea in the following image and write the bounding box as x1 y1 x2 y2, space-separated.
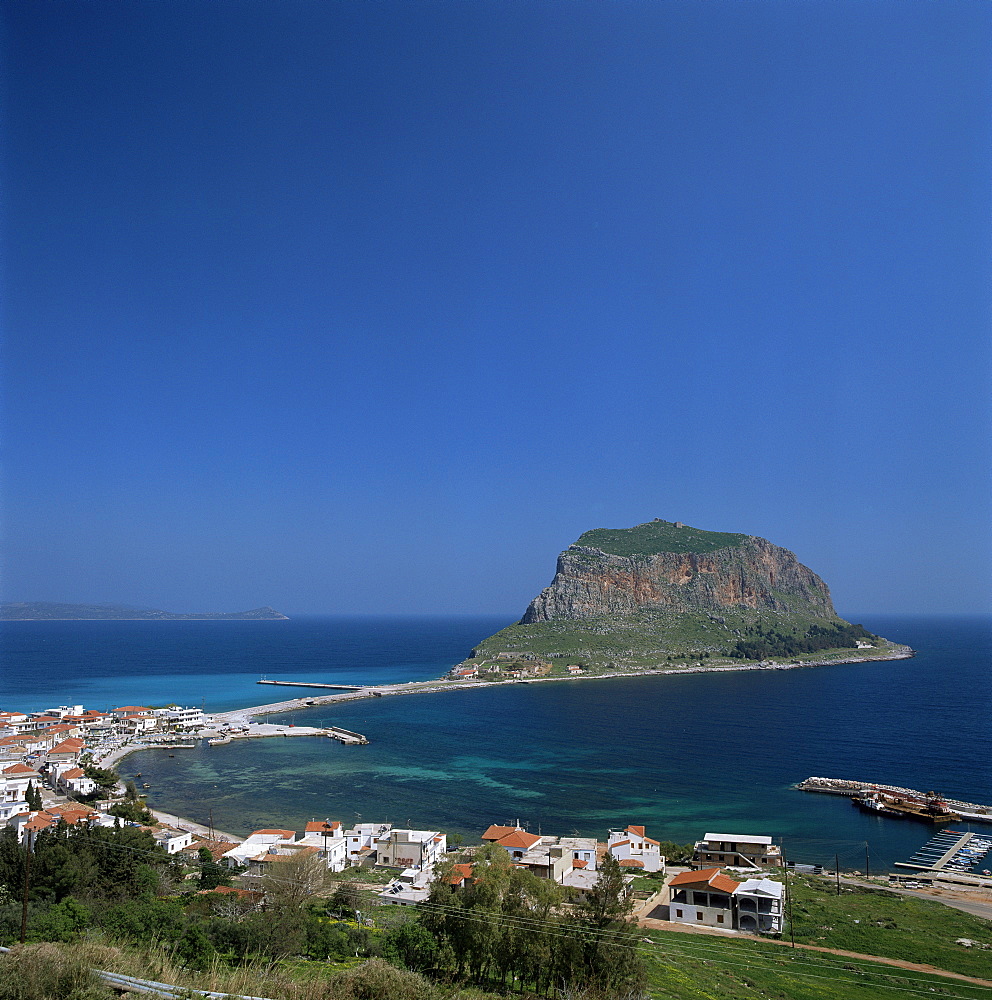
2 614 989 872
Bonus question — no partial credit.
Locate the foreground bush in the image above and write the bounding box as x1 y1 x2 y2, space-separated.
0 943 111 1000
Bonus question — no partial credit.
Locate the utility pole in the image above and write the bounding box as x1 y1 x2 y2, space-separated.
835 853 841 895
20 836 32 944
782 844 795 948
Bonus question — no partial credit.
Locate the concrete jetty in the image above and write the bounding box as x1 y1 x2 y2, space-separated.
797 776 992 823
258 679 363 691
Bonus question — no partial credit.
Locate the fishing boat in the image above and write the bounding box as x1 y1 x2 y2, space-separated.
854 790 960 823
853 793 902 817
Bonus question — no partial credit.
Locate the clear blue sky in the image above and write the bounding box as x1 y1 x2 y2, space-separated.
2 0 989 615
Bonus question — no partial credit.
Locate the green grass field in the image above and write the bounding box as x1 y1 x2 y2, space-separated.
786 875 992 980
642 928 988 1000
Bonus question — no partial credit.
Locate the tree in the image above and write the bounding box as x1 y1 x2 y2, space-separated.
25 782 42 811
108 801 155 824
82 764 119 791
197 847 232 891
260 851 329 912
576 854 646 998
174 923 216 970
328 880 362 917
581 854 633 929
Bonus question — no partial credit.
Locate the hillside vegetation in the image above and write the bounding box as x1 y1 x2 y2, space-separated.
577 520 746 557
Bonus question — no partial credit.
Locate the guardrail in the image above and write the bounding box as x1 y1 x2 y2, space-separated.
0 947 276 1000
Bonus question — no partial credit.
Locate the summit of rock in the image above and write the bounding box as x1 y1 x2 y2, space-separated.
521 519 836 624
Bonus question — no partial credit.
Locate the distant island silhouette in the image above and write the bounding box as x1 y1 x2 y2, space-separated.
0 602 289 621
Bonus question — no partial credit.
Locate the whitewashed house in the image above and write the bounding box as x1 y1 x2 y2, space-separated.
148 824 194 854
668 868 784 932
608 824 664 873
343 821 391 865
378 868 433 906
220 829 298 869
54 766 98 797
298 820 349 872
668 868 739 929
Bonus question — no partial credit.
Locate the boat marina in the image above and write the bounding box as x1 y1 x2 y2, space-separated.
893 830 992 888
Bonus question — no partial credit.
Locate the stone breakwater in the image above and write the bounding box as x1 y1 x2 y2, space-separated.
797 777 992 818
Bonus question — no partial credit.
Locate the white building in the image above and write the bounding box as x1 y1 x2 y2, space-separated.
148 825 194 854
668 868 740 929
734 877 784 933
378 868 433 906
155 706 205 729
343 821 391 865
298 820 349 872
54 766 97 797
557 836 599 872
220 829 298 869
608 824 663 873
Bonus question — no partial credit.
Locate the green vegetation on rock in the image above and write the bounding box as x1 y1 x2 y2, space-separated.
577 519 746 556
459 607 903 676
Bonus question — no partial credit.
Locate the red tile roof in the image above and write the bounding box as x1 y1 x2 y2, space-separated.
305 820 340 834
481 824 520 841
495 830 542 851
448 863 475 885
668 868 740 894
55 810 94 826
2 763 37 775
618 859 644 868
572 859 588 869
60 767 86 779
24 812 56 833
252 829 295 838
628 825 646 837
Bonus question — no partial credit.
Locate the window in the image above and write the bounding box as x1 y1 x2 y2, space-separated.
696 912 703 921
675 908 682 918
717 915 724 924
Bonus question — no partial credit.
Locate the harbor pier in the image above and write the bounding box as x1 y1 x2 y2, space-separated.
258 679 364 691
797 777 992 824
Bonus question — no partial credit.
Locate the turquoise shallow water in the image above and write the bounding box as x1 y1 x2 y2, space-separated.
3 614 990 871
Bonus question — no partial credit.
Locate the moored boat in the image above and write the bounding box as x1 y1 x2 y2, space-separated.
855 790 960 823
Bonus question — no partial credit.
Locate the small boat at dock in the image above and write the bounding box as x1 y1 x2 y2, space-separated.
854 790 960 823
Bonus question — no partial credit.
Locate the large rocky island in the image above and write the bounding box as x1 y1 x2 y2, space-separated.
0 602 289 621
457 520 909 675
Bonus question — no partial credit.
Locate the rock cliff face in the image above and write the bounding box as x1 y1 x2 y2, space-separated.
521 521 836 623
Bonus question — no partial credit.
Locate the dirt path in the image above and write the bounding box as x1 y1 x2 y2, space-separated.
636 916 992 987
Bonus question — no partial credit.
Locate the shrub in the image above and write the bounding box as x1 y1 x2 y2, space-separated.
0 943 111 1000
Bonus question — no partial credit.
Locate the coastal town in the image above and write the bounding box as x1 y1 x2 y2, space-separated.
2 697 991 945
